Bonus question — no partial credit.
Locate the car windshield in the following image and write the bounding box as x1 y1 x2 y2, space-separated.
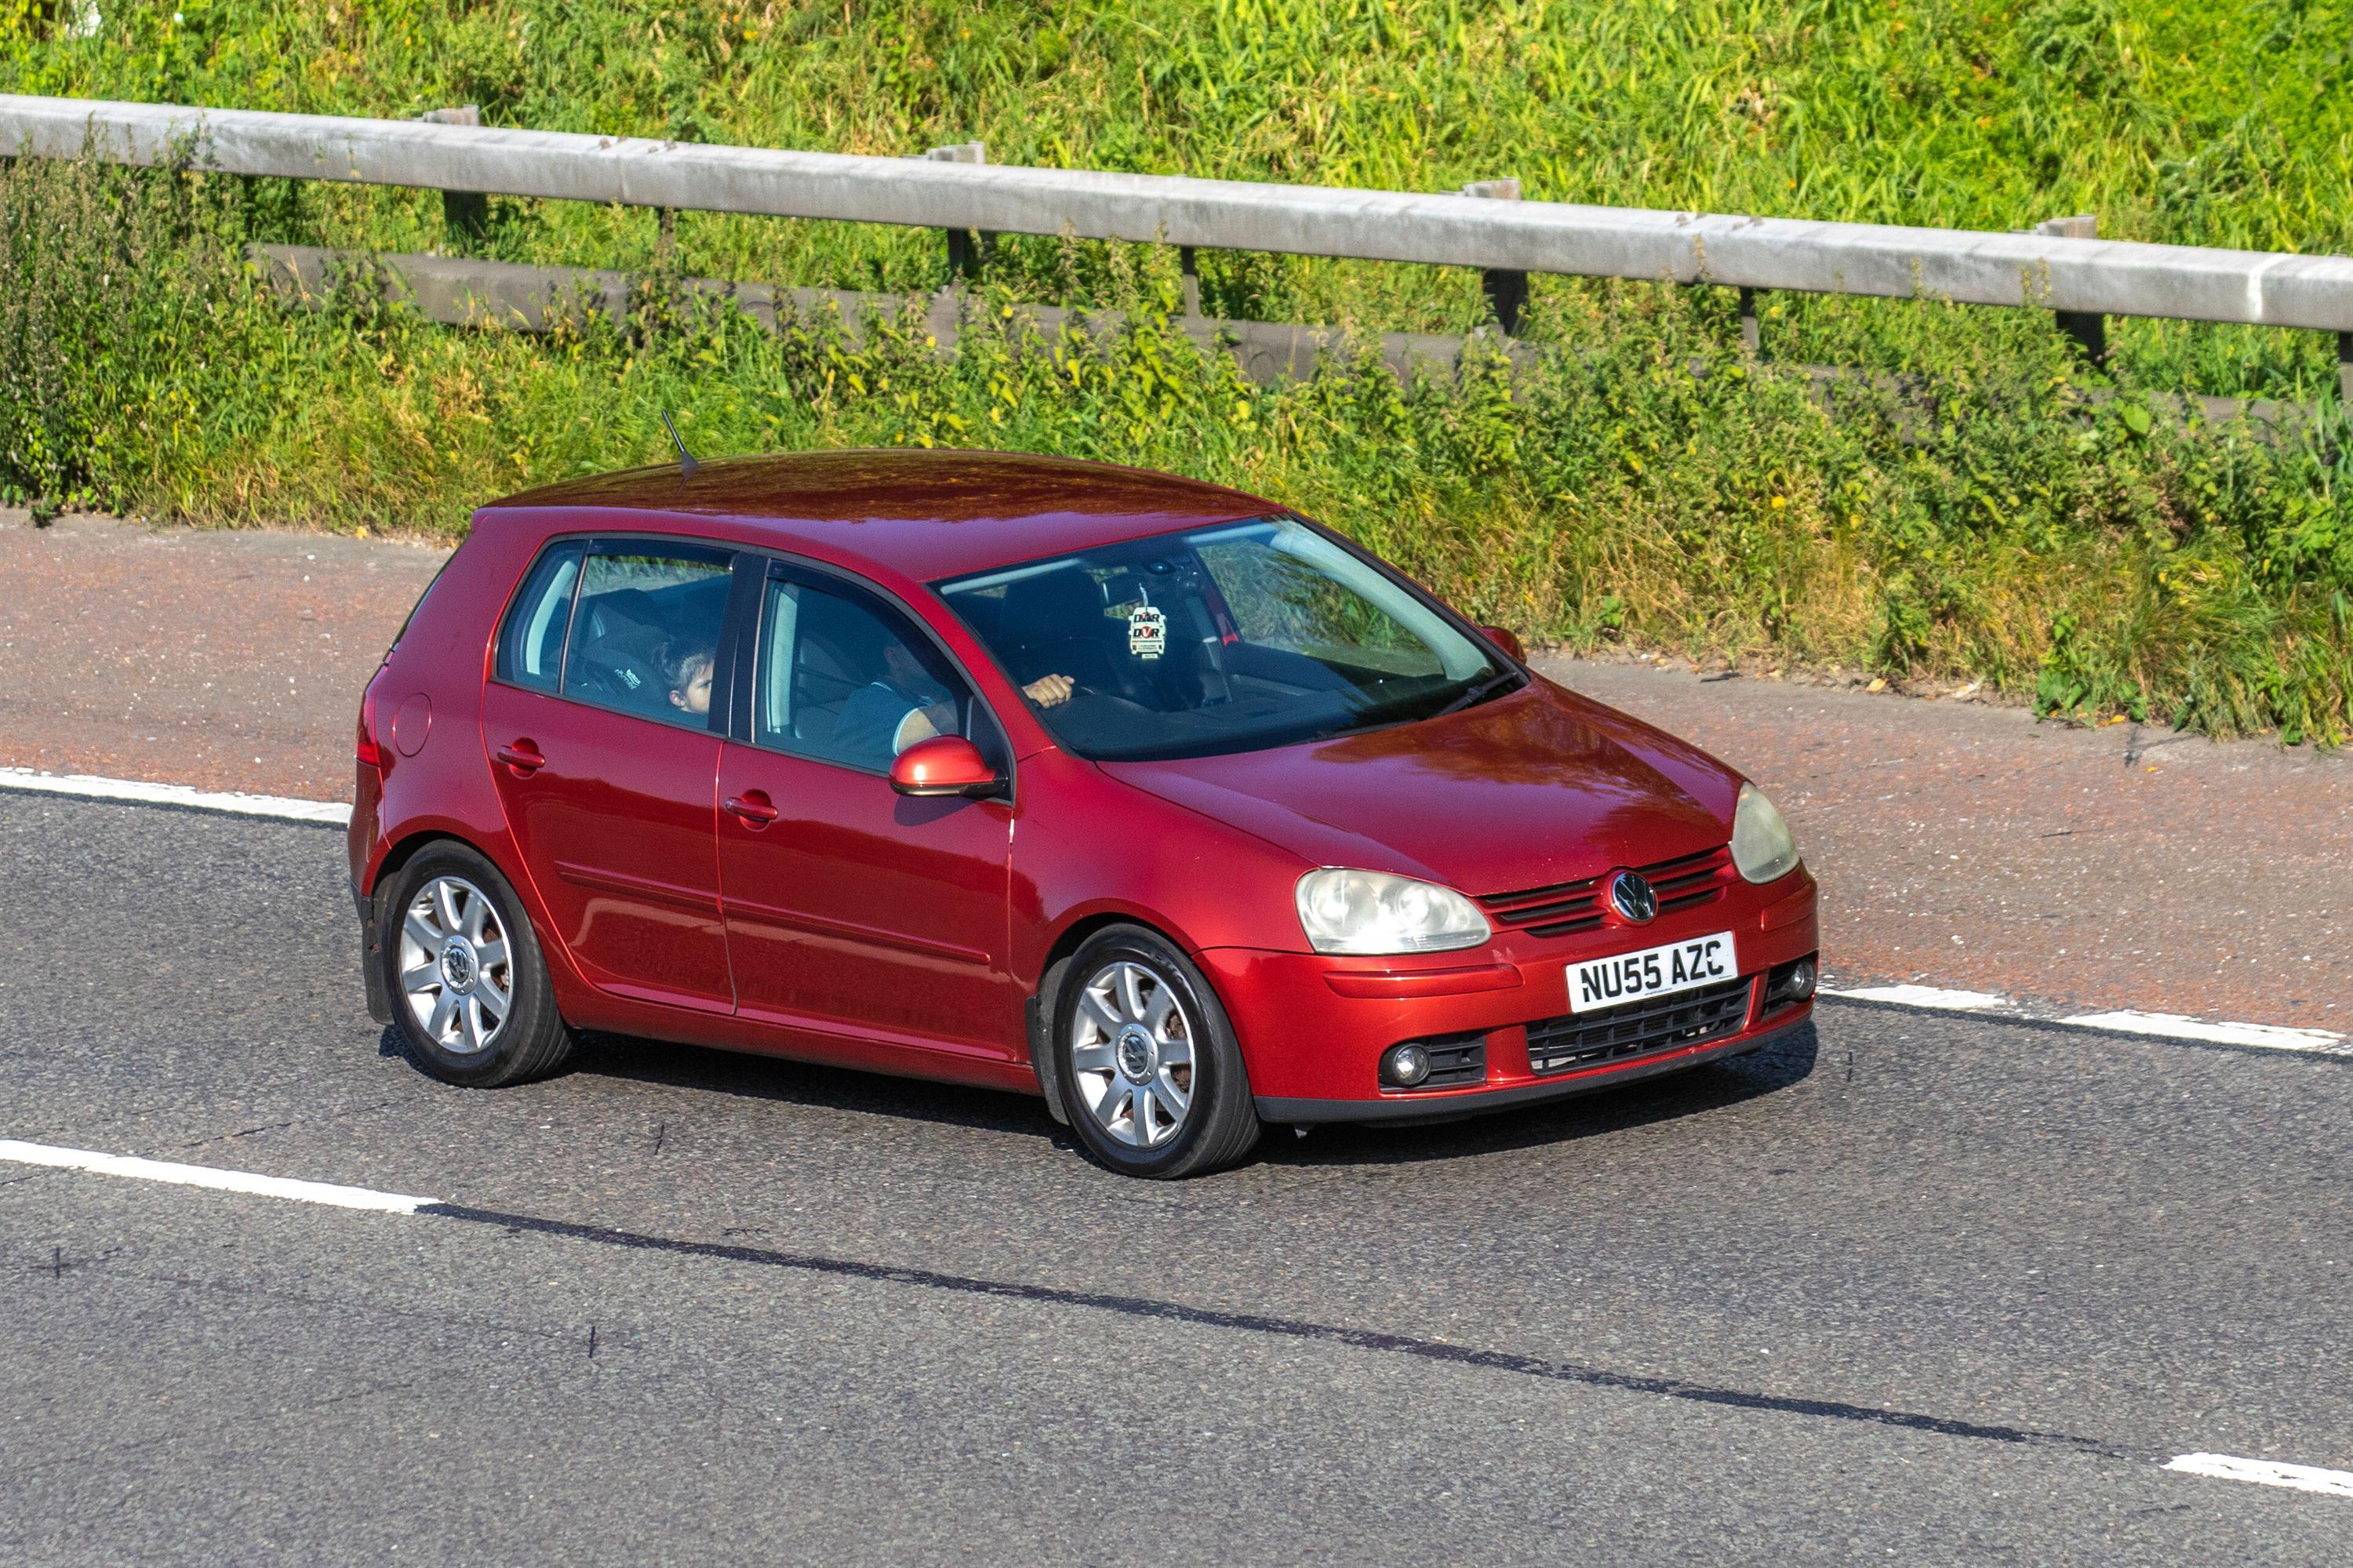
933 516 1516 762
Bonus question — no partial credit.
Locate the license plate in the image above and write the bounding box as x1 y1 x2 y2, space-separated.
1566 931 1738 1013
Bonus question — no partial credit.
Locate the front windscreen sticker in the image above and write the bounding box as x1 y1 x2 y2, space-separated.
1127 603 1167 660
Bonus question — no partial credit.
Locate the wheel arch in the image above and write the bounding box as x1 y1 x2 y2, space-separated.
362 829 496 1022
363 825 595 1027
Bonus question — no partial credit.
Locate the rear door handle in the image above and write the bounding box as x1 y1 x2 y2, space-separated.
724 791 780 826
495 740 546 774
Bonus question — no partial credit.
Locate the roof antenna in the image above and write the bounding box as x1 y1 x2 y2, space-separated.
660 409 700 478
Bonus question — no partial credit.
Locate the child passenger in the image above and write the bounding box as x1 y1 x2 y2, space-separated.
660 641 715 719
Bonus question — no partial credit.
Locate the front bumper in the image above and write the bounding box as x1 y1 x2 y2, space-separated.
1255 1010 1808 1124
1198 872 1818 1123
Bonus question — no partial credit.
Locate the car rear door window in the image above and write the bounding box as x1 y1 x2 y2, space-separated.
494 543 584 693
754 573 999 773
561 545 734 729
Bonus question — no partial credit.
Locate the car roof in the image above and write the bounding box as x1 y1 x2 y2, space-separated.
480 449 1275 581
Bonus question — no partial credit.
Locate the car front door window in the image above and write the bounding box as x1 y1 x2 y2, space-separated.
755 577 987 773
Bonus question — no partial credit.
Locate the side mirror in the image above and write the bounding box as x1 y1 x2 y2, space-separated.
1478 623 1526 664
889 734 1005 799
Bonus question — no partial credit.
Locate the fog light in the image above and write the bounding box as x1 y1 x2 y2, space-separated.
1380 1042 1432 1088
1787 958 1817 1001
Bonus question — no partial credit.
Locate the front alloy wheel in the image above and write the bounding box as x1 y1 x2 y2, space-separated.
1070 959 1197 1149
1053 926 1260 1179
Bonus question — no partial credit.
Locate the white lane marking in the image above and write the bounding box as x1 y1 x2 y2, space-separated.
2166 1453 2353 1498
1824 984 2012 1011
2060 1011 2351 1054
0 1139 431 1213
0 766 351 826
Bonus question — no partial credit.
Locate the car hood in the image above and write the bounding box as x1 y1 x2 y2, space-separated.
1098 678 1744 898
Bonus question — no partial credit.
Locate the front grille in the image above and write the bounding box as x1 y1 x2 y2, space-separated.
1524 974 1753 1075
1476 845 1733 939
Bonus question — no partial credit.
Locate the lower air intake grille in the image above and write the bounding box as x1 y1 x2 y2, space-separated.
1524 975 1752 1076
1391 1033 1487 1092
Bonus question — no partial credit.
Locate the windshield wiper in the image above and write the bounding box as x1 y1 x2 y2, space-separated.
1428 668 1523 719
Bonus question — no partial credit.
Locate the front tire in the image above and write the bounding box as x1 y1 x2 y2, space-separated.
1053 925 1260 1179
380 843 576 1088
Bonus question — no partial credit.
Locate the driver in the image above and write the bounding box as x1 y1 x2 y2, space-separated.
835 639 1075 764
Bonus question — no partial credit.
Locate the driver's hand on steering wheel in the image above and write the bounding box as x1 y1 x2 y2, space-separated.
1022 672 1075 708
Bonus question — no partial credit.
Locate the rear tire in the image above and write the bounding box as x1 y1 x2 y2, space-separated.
380 843 576 1088
1052 925 1260 1179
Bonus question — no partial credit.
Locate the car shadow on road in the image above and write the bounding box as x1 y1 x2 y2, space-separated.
556 1030 1082 1145
461 1019 1817 1174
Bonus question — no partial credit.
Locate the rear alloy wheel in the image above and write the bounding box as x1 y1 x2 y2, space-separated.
1055 926 1260 1178
398 874 512 1058
381 843 575 1088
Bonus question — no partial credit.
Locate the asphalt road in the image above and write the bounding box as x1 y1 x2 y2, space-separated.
3 791 2349 1565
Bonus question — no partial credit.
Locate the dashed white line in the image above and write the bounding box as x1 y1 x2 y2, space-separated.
1824 984 2011 1011
0 766 351 826
2058 1011 2353 1055
5 1133 2349 1501
2165 1453 2353 1499
0 1139 431 1213
2 766 2344 1058
1820 984 2348 1056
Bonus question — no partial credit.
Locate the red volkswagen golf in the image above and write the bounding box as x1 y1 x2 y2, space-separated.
351 449 1817 1177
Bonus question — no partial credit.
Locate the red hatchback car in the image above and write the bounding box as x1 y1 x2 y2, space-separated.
351 449 1817 1177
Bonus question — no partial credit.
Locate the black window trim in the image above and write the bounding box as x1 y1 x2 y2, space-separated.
487 531 744 740
487 529 1019 790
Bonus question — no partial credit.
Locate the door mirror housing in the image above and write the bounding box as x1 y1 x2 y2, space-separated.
889 734 1006 799
1477 623 1526 664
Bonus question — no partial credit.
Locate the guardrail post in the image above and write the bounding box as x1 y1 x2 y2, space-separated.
926 141 989 282
2035 213 2108 369
1737 286 1762 358
1462 179 1526 334
416 106 488 245
1180 246 1203 319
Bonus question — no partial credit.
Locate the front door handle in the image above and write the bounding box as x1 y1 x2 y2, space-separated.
495 740 546 774
723 790 780 827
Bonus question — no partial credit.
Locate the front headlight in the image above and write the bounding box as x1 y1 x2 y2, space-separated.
1295 868 1492 955
1730 782 1800 884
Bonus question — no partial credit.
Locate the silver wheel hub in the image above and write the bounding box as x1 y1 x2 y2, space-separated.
397 875 514 1057
1070 959 1196 1150
1115 1027 1155 1082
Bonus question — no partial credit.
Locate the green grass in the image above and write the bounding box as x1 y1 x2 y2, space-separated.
3 1 2352 741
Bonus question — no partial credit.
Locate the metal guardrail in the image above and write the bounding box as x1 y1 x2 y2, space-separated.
7 93 2353 379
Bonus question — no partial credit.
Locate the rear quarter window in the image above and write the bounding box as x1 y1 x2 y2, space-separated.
494 543 585 693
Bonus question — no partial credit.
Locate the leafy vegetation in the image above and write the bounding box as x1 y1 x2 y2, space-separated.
3 2 2351 740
